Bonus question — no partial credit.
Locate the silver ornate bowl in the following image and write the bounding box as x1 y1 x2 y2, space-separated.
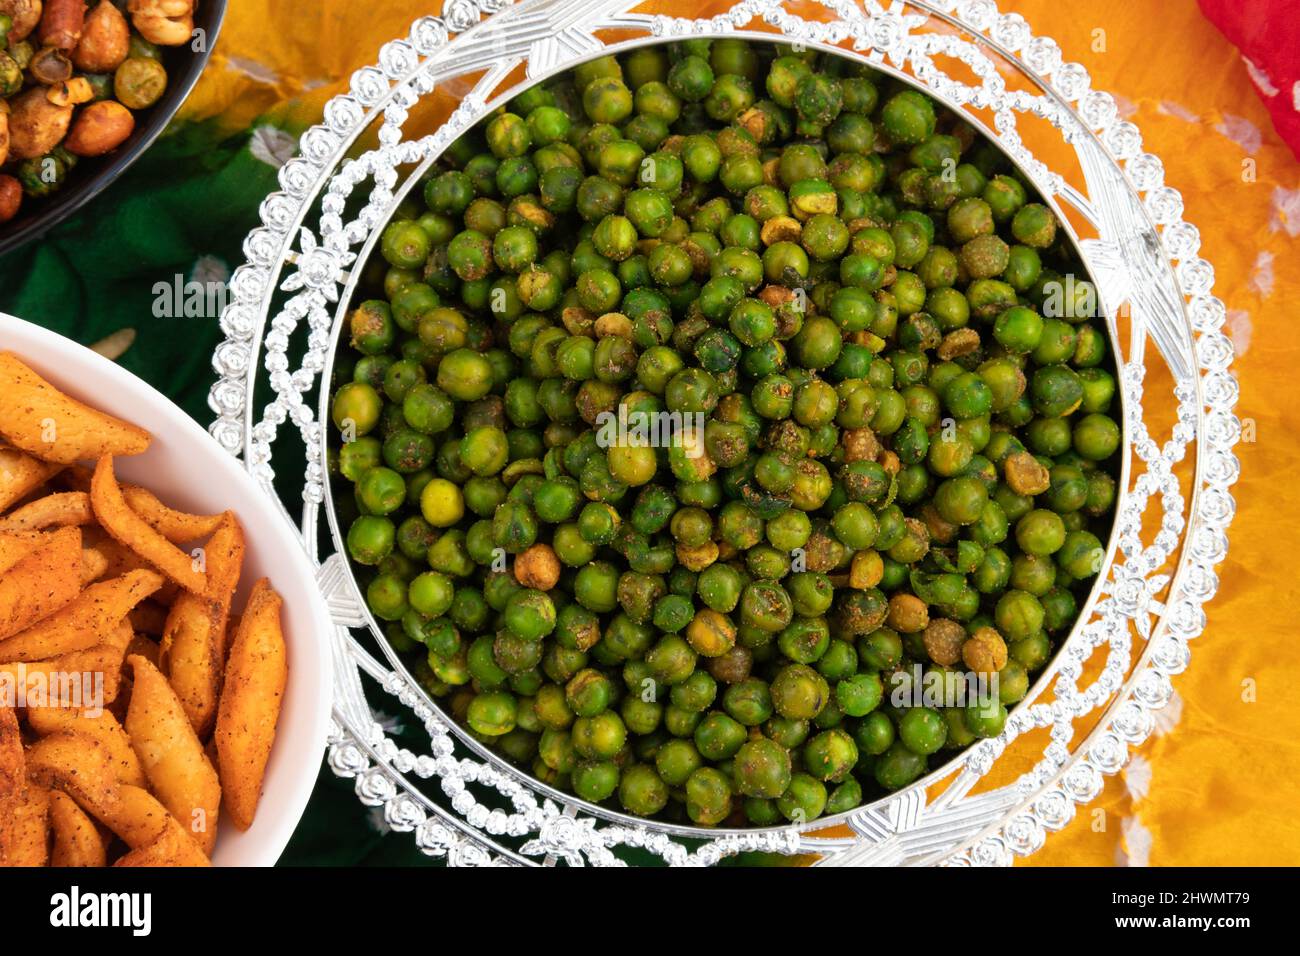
207 0 1239 866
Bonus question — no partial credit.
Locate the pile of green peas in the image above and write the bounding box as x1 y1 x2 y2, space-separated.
329 38 1119 828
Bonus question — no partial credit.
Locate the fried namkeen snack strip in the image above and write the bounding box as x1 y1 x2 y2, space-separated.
0 447 62 513
0 567 161 662
91 456 205 594
49 790 107 867
26 706 147 787
215 579 287 831
0 620 132 708
122 485 223 544
161 513 244 736
0 526 81 640
0 491 94 533
125 655 220 853
0 352 150 464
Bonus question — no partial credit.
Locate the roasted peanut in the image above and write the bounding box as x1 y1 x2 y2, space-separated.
63 98 133 155
126 0 191 46
71 0 128 73
0 174 21 223
6 87 73 160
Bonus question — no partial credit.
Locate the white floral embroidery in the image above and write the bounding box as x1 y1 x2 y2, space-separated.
1215 114 1262 155
1249 250 1275 297
1270 186 1300 236
1244 57 1279 97
1159 100 1199 123
375 709 405 736
1118 815 1153 867
1152 689 1184 736
1225 310 1253 358
1123 754 1153 802
189 254 230 288
225 55 281 85
250 125 298 169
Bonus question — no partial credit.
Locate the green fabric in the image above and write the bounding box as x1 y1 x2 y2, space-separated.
0 122 434 867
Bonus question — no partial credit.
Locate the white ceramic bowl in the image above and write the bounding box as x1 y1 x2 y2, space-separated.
1 313 332 866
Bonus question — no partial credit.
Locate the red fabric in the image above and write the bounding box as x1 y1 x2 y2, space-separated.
1199 0 1300 159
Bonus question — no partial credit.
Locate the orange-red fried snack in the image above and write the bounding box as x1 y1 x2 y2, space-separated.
0 567 162 662
25 732 120 818
0 352 150 464
85 783 168 848
125 655 221 853
215 579 287 830
113 813 210 867
4 782 51 866
26 706 147 788
0 532 43 576
90 456 205 594
0 620 132 708
0 492 94 533
0 447 61 512
122 485 224 544
161 512 244 735
0 526 81 639
49 790 107 867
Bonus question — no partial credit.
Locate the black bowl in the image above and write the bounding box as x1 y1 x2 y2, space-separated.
0 0 228 256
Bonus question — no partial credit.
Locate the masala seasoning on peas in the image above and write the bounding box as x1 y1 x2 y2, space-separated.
330 39 1119 828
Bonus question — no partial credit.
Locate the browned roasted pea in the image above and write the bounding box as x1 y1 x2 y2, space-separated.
761 156 780 186
39 0 88 50
757 284 794 309
513 543 560 591
676 540 719 573
922 618 965 666
736 107 767 142
938 328 981 360
113 54 167 109
849 550 883 589
560 305 595 336
0 174 22 223
1004 450 1050 496
879 450 901 475
73 0 131 73
706 645 752 684
594 312 633 339
887 593 929 634
686 607 736 657
6 88 74 160
760 215 801 245
842 427 881 462
962 626 1008 675
919 503 958 545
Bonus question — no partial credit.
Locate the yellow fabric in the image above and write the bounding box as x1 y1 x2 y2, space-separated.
183 0 1299 865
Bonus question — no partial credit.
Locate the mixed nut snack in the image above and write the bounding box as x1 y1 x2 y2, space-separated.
0 0 199 224
329 39 1119 827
